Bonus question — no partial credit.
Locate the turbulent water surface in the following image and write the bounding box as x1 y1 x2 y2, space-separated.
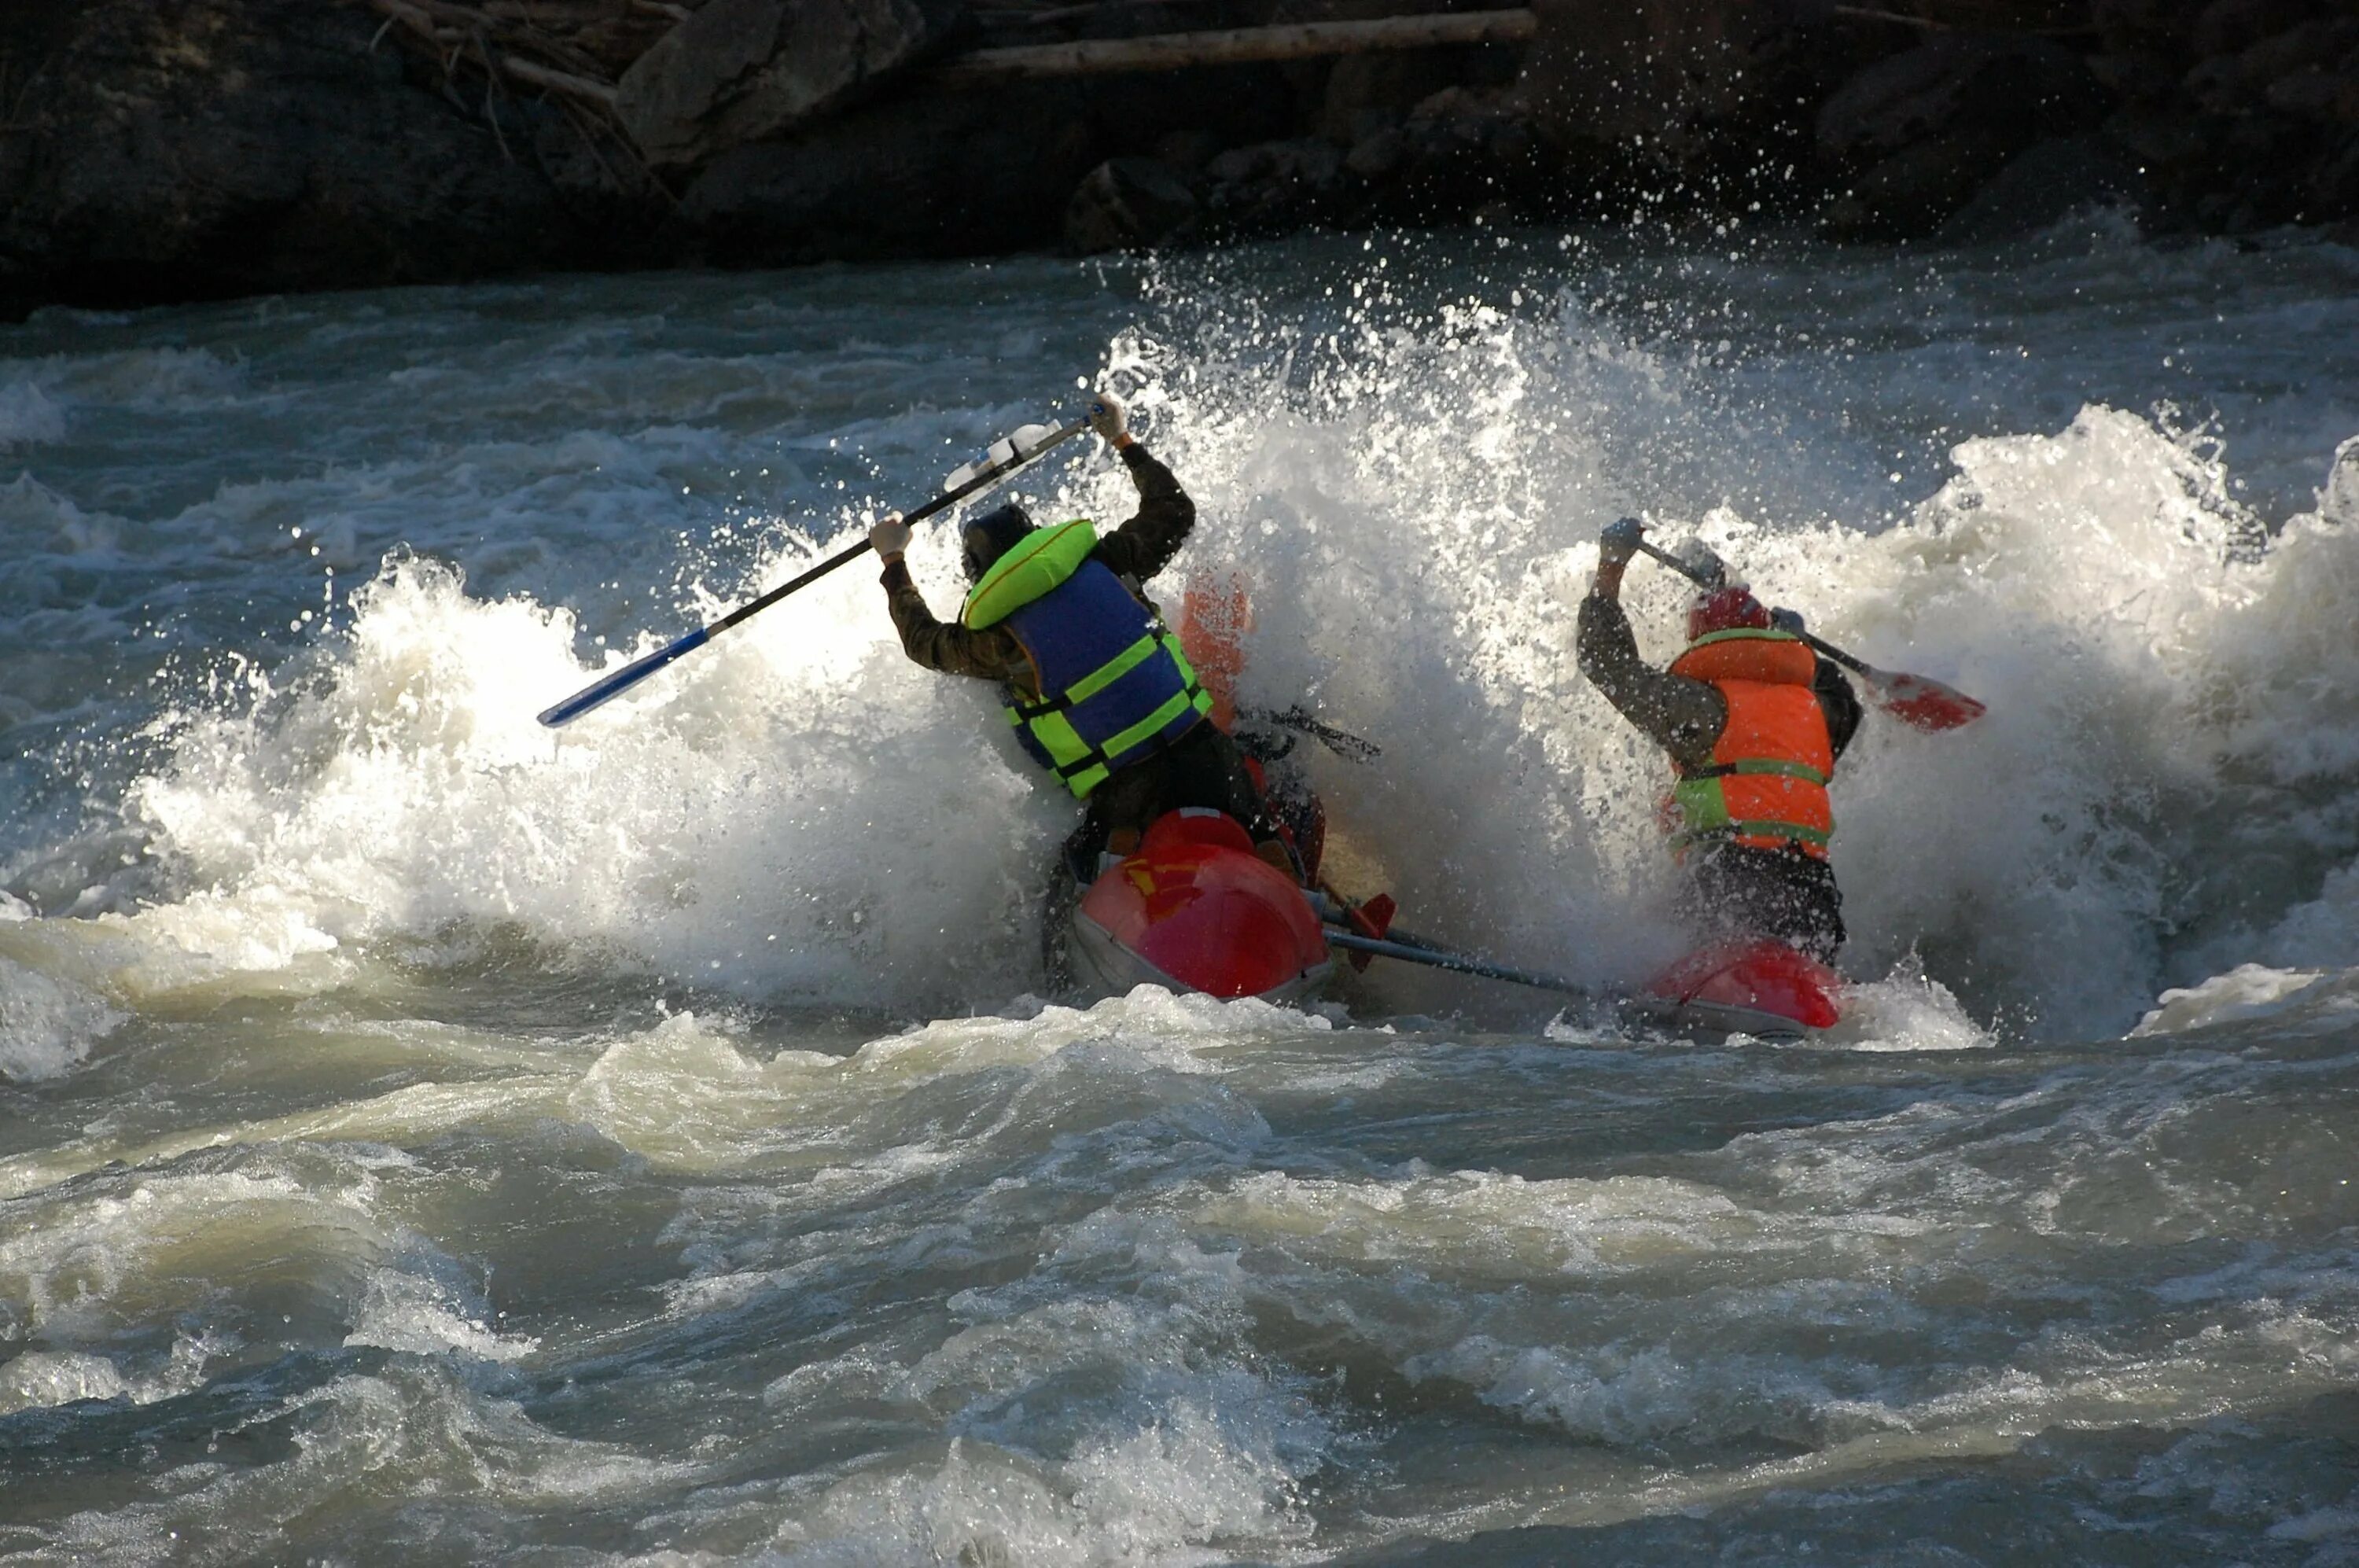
4 222 2359 1565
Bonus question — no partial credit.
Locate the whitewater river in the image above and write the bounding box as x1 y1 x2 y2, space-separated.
3 222 2358 1564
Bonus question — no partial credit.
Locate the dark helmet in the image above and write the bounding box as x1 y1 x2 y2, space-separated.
961 502 1036 581
1687 584 1771 641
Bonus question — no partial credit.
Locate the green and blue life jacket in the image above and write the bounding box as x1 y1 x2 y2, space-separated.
960 520 1213 798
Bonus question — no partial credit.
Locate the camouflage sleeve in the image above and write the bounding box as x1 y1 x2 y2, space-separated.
1574 590 1726 772
880 560 1036 686
1089 443 1195 584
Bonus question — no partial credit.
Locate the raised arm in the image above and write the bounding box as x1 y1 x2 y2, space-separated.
1577 521 1725 771
1081 392 1196 584
869 513 1036 686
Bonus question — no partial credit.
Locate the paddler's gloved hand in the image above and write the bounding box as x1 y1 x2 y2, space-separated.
1088 389 1132 447
1770 607 1806 636
1598 517 1646 565
870 511 912 564
1594 517 1644 596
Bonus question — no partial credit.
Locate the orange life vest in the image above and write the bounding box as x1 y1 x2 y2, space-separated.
1663 628 1835 861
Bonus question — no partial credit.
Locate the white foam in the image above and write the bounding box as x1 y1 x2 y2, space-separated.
344 1261 539 1363
1820 955 1990 1051
0 376 66 450
2323 433 2359 528
21 268 2353 1040
1196 1165 1765 1279
773 1393 1317 1566
16 344 247 410
0 1332 221 1416
2130 963 2333 1037
28 1360 692 1566
0 1169 369 1334
1405 1334 1846 1447
2270 1507 2359 1544
0 949 124 1080
0 1349 128 1413
120 554 1063 1015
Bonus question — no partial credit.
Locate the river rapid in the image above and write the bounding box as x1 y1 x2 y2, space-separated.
3 222 2358 1565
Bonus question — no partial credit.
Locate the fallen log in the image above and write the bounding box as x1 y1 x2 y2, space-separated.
925 8 1537 85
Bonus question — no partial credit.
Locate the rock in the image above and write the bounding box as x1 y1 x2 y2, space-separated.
1319 86 1544 224
2182 53 2247 113
1814 35 2109 239
1151 128 1222 177
1821 133 2011 241
1937 135 2145 243
1317 50 1465 144
616 0 965 170
2237 17 2358 83
1515 0 1797 156
2090 0 2187 52
1204 145 1267 186
1490 116 1537 166
2088 49 2177 103
0 0 653 320
1202 138 1348 234
2103 105 2219 172
2313 140 2359 213
1818 43 1982 156
680 90 1095 263
2189 0 2320 60
1205 139 1345 190
1817 36 2103 162
2266 67 2342 118
1064 157 1198 252
1345 125 1408 180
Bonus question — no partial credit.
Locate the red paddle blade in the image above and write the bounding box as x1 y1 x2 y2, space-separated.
1338 892 1395 971
1864 668 1985 731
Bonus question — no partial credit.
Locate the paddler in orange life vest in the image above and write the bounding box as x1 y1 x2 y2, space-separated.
1577 518 1863 962
865 391 1292 884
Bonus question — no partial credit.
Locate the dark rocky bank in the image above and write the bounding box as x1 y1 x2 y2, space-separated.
2 0 2356 321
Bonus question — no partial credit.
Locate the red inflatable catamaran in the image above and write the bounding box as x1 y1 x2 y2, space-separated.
1065 808 1336 1003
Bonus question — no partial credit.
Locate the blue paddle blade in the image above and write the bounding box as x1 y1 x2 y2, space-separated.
537 627 709 728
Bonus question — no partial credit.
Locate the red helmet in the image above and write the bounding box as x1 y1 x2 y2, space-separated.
1687 585 1770 641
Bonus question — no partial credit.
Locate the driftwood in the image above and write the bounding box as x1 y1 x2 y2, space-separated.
926 9 1539 85
367 0 627 109
499 53 621 103
1830 0 2092 29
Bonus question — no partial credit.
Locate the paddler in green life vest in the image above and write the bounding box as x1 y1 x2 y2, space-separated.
866 390 1292 891
1577 518 1864 962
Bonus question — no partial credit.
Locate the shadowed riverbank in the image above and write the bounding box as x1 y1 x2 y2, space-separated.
2 0 2356 319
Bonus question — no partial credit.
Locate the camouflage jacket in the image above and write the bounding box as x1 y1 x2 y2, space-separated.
878 442 1194 694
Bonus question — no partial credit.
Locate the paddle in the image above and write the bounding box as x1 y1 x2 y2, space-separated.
1320 926 1592 996
537 416 1090 728
1235 704 1383 765
1249 705 1382 763
1630 538 1985 732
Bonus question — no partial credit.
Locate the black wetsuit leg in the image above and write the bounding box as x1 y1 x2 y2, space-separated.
1047 722 1284 989
1680 843 1846 963
1063 721 1281 873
